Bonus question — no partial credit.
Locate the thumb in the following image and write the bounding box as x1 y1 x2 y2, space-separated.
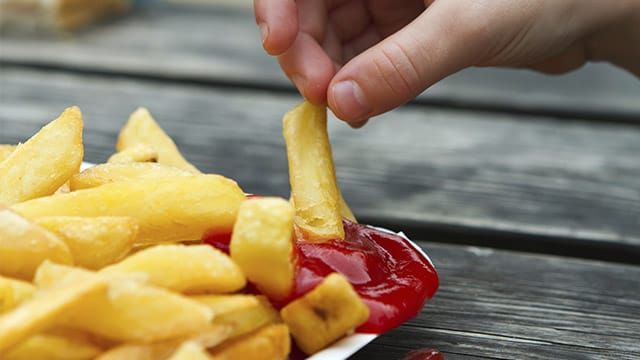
328 3 481 125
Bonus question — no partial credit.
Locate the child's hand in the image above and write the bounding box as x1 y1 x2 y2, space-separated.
254 0 640 127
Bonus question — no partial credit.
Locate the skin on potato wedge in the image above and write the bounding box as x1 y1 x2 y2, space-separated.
107 143 158 164
192 294 281 338
34 216 138 270
208 324 290 360
0 106 83 205
117 108 200 173
34 262 214 343
230 198 295 301
101 244 245 294
3 332 103 360
0 206 73 280
283 101 344 241
0 262 106 354
12 175 246 245
0 276 35 313
280 273 369 355
69 162 194 191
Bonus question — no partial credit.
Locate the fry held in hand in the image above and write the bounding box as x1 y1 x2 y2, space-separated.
0 107 83 205
283 101 345 241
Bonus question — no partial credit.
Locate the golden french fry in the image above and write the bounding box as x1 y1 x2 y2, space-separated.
96 326 230 360
34 216 138 269
230 198 295 301
283 101 344 241
117 108 200 173
0 276 35 313
108 143 158 164
12 175 246 245
34 262 214 342
193 295 281 338
280 273 369 355
0 106 83 205
3 332 103 360
209 324 290 360
0 262 106 354
338 192 357 223
102 244 245 294
168 341 212 360
0 145 16 163
69 162 194 191
0 206 73 280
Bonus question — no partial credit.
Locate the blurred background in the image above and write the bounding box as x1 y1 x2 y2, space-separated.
1 0 640 255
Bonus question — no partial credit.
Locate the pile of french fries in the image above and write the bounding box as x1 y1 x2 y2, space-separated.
0 102 370 359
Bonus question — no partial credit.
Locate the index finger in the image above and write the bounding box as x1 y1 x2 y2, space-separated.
254 0 298 55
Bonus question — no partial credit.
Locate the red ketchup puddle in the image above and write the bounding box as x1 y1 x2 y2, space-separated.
204 219 439 335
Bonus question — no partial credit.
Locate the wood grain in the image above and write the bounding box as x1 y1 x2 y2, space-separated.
2 67 640 257
1 4 639 120
351 243 640 359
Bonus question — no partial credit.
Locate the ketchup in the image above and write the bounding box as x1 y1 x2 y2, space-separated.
203 219 439 334
402 348 444 360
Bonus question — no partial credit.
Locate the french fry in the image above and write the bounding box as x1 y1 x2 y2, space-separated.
193 295 281 338
338 192 357 223
34 216 138 270
34 262 214 342
208 324 290 360
0 276 35 313
0 145 16 163
108 143 158 164
69 162 194 191
280 273 369 355
102 244 245 294
96 326 230 360
283 101 344 241
3 332 103 360
0 262 106 354
0 206 73 280
230 198 295 301
12 175 246 245
0 106 83 205
168 341 212 360
117 108 200 173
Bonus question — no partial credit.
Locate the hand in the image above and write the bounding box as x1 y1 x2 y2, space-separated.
254 0 640 127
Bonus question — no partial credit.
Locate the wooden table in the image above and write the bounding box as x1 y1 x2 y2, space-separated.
1 3 640 359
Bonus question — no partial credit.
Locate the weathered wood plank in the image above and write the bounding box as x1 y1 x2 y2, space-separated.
1 67 640 255
352 242 640 359
1 4 639 119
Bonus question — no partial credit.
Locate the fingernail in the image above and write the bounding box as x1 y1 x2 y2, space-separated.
258 23 269 44
331 80 371 121
291 74 307 98
350 118 369 129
